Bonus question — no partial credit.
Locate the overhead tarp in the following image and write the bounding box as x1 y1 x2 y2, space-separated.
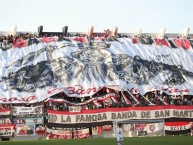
1 38 193 103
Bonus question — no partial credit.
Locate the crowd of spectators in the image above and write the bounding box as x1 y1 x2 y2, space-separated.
0 33 60 51
0 104 11 109
1 32 193 51
45 88 193 112
1 89 192 112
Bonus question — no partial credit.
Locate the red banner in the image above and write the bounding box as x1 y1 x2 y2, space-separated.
0 109 11 116
0 124 15 136
165 122 191 131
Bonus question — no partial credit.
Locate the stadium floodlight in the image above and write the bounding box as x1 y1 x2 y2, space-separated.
182 27 190 38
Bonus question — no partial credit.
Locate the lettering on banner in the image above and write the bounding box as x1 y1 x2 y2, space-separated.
155 54 174 64
16 119 26 124
61 116 71 123
170 126 187 131
155 110 170 118
111 111 137 120
0 119 10 124
141 111 150 118
47 88 63 95
48 109 193 124
65 85 98 95
162 86 190 93
0 96 37 103
76 113 107 123
173 110 193 118
0 127 12 136
48 114 58 123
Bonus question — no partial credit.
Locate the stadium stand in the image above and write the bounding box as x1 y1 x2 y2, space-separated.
0 26 193 141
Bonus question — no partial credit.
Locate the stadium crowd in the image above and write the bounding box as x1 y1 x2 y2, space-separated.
1 89 192 112
1 32 193 51
0 32 193 111
44 89 193 112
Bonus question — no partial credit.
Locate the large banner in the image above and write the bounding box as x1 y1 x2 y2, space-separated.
1 38 193 103
48 106 193 124
0 124 15 136
12 106 43 117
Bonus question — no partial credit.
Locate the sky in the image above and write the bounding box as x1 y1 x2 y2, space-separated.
0 0 193 34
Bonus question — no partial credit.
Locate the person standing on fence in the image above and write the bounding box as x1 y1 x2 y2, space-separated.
116 124 124 145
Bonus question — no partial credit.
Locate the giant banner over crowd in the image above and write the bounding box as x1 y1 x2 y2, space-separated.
0 37 193 103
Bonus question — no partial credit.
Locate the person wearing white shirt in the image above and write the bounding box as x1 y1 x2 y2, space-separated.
116 124 124 145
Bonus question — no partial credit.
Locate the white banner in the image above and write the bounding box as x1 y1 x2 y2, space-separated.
48 106 193 124
0 125 15 136
1 39 193 103
12 106 43 117
146 122 164 133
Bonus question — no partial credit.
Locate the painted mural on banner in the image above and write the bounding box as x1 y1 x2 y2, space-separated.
48 106 193 124
16 124 35 136
1 38 193 103
12 106 43 117
0 124 15 136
